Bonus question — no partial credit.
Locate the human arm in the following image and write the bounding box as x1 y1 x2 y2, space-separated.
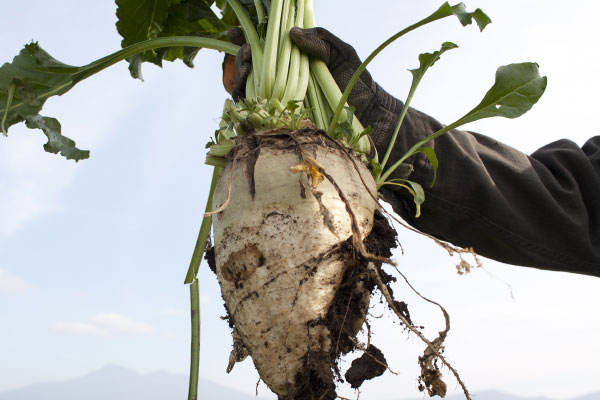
391 125 600 277
223 27 600 276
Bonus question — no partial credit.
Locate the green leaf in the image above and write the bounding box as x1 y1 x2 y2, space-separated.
1 44 79 123
410 42 458 85
217 1 238 26
127 54 145 80
406 179 425 206
207 140 234 157
385 179 425 218
381 63 547 184
455 62 547 125
284 99 301 113
1 38 239 160
471 9 492 31
351 126 371 148
116 0 230 78
415 147 438 188
165 0 227 36
116 0 172 65
432 2 492 31
25 115 90 161
404 180 425 218
370 158 383 179
327 1 490 145
0 43 89 160
215 0 270 26
205 154 227 167
160 0 230 66
379 42 456 174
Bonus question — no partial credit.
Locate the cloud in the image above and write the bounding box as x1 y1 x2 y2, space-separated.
50 321 107 336
0 268 30 294
160 308 187 317
159 295 213 318
50 312 154 336
90 313 155 335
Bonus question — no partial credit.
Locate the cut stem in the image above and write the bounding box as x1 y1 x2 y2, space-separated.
184 167 222 283
187 279 201 400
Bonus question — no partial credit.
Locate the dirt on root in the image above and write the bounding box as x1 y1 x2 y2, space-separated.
344 344 387 389
289 211 398 400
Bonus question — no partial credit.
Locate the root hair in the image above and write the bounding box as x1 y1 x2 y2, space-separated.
367 262 471 400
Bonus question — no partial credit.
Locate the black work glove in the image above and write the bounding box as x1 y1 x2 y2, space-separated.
223 28 252 102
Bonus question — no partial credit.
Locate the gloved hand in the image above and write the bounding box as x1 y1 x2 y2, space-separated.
222 28 252 102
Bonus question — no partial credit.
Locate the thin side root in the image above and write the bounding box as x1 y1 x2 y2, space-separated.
377 201 481 274
393 266 451 336
204 155 239 217
367 263 471 400
337 395 360 400
334 289 354 356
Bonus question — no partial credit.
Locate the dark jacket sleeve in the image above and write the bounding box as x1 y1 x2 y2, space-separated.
374 105 600 277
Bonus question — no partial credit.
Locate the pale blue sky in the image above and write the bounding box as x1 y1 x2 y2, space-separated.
1 1 599 399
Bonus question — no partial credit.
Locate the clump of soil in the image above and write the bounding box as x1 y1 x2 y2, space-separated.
345 345 387 389
205 246 216 274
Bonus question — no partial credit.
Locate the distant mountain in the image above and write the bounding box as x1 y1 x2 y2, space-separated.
429 390 553 400
0 365 267 400
1 367 597 400
403 390 600 400
574 394 600 400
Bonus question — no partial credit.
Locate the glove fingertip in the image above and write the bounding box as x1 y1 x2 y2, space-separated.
232 88 246 103
290 27 330 64
227 27 246 46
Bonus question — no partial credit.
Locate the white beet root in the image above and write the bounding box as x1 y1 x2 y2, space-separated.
212 129 377 397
